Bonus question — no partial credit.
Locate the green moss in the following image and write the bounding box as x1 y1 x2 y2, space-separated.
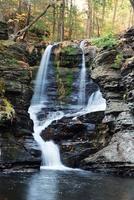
61 46 78 55
0 40 15 49
0 40 19 67
6 57 18 66
0 98 15 121
54 60 74 102
0 51 18 67
112 53 123 69
66 72 73 96
91 34 118 49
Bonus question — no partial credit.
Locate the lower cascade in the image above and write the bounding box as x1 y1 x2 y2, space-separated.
28 42 106 170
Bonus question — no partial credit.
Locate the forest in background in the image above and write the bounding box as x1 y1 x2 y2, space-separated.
0 0 134 42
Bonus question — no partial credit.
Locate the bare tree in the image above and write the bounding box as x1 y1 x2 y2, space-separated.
60 0 65 41
112 0 118 29
68 0 73 40
86 0 93 38
52 4 56 40
23 3 31 39
12 2 54 41
102 0 106 27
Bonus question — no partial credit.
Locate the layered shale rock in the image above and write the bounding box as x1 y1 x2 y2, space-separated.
0 40 41 171
79 27 134 176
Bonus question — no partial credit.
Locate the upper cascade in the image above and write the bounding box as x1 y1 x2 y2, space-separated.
31 44 53 105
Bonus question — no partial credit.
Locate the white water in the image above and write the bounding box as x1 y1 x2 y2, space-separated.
29 105 67 170
28 42 106 171
78 41 86 106
29 45 67 170
66 90 106 119
31 45 53 105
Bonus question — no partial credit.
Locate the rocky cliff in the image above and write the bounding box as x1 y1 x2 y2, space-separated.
0 22 41 172
79 27 134 176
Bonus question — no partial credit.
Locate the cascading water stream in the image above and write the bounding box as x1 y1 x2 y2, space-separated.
28 41 106 171
78 40 86 106
32 45 53 105
29 45 67 170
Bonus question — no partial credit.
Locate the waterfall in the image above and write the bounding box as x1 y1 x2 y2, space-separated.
66 90 106 118
78 40 86 106
31 45 53 105
29 105 66 169
29 45 67 170
28 42 106 171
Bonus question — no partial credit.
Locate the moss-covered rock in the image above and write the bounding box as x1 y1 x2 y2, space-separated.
0 98 15 123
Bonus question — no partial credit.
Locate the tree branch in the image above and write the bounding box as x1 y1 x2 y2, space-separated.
12 3 52 41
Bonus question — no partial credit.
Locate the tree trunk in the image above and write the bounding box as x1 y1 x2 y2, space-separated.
132 8 134 25
18 0 22 14
86 0 93 38
102 0 106 27
57 5 61 41
60 0 65 41
92 6 95 36
68 0 73 40
23 4 31 40
130 0 134 9
112 0 118 29
96 17 100 37
0 9 4 21
52 4 56 40
128 7 133 27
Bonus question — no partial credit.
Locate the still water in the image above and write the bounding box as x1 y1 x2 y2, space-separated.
0 170 134 200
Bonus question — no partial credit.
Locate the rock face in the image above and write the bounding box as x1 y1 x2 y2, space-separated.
52 41 97 68
0 41 41 171
0 21 8 40
41 111 109 167
79 28 134 176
